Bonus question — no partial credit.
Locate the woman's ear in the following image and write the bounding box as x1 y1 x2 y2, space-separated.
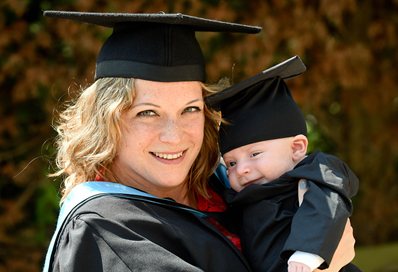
291 134 308 162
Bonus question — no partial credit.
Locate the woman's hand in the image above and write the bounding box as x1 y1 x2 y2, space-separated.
315 219 356 272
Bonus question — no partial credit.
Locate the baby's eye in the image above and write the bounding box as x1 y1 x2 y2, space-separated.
183 106 201 113
137 110 158 117
226 161 236 168
250 152 262 158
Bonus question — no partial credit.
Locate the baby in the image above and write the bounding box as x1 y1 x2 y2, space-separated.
207 56 361 272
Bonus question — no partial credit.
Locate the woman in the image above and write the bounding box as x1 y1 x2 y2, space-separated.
43 10 355 272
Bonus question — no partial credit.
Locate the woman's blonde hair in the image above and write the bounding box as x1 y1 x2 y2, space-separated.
51 78 223 202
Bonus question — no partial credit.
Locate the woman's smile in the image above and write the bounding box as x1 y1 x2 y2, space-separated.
151 150 186 164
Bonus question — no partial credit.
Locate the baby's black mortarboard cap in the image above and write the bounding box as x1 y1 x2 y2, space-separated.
43 10 261 82
205 56 307 155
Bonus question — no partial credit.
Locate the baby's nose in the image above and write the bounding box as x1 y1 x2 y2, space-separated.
236 162 250 176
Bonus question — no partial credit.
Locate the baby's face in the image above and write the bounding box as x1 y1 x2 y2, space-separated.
223 137 297 192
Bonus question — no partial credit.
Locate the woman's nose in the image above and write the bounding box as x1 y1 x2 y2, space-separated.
159 119 182 144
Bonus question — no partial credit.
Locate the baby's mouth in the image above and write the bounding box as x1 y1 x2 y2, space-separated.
244 177 268 187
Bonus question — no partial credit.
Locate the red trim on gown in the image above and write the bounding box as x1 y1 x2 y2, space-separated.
197 188 242 251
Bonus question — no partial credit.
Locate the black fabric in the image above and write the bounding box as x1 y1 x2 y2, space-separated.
340 263 363 272
95 24 205 81
206 56 306 109
205 56 308 155
222 152 360 272
42 11 262 32
219 77 307 154
50 192 252 272
43 11 261 81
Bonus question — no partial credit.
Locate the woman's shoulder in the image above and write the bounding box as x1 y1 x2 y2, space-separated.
59 181 159 218
53 196 208 272
69 193 141 217
56 193 252 272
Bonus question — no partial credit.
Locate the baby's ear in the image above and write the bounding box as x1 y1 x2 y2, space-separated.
291 134 308 162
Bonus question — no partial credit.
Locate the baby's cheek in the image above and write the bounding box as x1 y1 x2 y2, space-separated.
228 175 240 191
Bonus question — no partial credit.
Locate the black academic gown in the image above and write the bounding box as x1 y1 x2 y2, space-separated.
221 152 360 272
49 191 252 272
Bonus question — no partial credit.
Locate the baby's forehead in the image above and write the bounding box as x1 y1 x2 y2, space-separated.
222 138 291 157
222 140 268 157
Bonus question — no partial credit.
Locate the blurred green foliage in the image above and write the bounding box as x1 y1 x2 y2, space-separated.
353 242 398 272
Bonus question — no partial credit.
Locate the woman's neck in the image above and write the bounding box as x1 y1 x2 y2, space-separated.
112 175 195 207
161 187 196 208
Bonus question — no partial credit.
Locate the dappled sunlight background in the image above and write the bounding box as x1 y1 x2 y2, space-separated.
0 0 397 271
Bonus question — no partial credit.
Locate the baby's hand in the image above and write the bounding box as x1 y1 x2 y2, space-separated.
288 261 312 272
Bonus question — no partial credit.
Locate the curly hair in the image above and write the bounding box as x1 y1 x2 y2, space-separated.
51 78 223 202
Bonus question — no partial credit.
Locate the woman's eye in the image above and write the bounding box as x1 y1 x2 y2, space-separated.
137 110 157 117
183 106 201 113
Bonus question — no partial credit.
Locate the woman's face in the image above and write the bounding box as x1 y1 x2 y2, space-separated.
112 79 205 200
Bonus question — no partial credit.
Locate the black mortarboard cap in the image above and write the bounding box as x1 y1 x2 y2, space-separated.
205 56 307 155
43 10 261 82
